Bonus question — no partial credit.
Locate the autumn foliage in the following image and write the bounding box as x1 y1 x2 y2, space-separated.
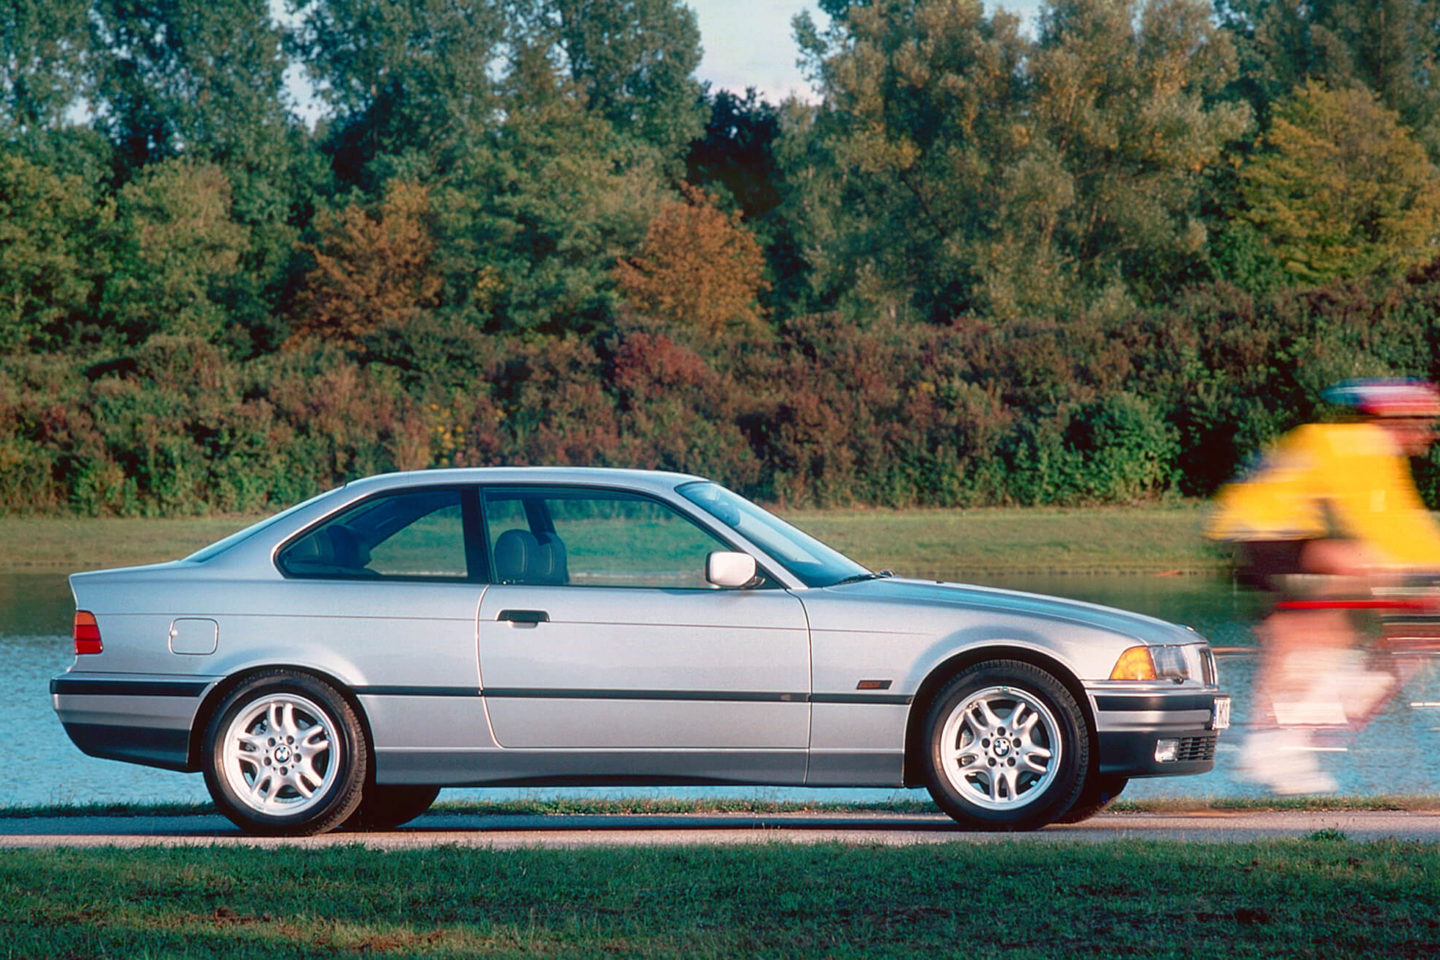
288 182 443 347
615 185 767 341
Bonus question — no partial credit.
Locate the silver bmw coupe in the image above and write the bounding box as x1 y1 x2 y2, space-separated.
52 467 1228 835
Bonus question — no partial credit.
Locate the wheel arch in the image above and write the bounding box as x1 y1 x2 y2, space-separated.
901 645 1097 787
186 665 376 773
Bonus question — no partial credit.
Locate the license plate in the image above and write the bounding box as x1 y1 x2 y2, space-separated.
1211 696 1231 731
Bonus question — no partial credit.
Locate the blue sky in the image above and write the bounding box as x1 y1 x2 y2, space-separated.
690 0 1044 102
688 1 825 101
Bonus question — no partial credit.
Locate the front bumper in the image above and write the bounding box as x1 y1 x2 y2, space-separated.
50 673 216 772
1089 687 1229 777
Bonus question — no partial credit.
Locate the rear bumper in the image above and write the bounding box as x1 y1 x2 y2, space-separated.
1089 688 1227 778
50 673 216 773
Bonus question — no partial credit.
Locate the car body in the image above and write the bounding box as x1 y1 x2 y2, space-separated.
52 467 1228 835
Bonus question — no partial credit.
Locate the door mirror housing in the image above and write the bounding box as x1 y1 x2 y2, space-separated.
707 551 758 589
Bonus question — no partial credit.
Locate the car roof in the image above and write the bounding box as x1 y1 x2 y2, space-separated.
342 466 710 498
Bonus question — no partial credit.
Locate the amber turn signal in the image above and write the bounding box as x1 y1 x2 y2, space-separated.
1109 646 1156 681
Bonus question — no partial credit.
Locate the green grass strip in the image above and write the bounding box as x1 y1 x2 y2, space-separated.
788 503 1229 575
1 839 1436 958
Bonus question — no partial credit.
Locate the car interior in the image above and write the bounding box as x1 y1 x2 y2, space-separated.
492 527 569 585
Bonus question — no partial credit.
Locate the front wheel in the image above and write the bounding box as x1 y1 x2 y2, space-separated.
203 671 367 837
923 661 1088 830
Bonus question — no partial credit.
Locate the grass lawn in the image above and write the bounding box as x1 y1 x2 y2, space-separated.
787 503 1227 575
0 503 1229 576
2 838 1436 958
0 515 263 573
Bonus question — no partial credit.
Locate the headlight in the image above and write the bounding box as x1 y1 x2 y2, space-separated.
1109 643 1209 682
1151 645 1191 681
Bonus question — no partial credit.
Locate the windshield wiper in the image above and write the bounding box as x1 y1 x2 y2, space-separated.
829 570 894 586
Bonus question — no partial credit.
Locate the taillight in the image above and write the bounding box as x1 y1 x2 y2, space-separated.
74 610 102 655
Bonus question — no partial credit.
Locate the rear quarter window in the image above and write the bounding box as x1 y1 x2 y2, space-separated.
277 488 471 581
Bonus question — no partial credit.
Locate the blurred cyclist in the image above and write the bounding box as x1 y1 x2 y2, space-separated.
1206 379 1440 793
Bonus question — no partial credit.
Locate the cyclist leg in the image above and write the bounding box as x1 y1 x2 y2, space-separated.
1236 539 1369 794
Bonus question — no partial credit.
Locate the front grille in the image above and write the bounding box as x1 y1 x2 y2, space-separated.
1177 735 1217 762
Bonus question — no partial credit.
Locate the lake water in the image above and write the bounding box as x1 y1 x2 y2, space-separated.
6 570 1438 809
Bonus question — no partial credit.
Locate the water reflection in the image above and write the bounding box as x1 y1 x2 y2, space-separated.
6 571 1437 809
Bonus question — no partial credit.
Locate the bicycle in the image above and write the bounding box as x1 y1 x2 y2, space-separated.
1238 586 1440 793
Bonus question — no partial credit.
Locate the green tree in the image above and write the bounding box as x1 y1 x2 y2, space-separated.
0 0 112 177
687 88 785 223
789 0 1249 322
428 39 668 334
0 153 109 353
294 0 702 334
686 88 814 316
92 0 297 172
1218 0 1440 153
792 0 1032 320
91 0 326 353
1026 0 1251 304
100 159 250 346
292 0 507 185
1241 81 1440 281
0 0 91 144
547 0 706 161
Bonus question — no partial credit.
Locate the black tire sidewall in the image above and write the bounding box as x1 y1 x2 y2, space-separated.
203 671 367 836
1054 773 1128 824
344 784 441 831
924 661 1088 830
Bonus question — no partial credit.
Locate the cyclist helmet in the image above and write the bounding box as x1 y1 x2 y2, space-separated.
1321 379 1440 418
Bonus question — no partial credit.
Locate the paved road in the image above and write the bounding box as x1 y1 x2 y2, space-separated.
1 809 1437 849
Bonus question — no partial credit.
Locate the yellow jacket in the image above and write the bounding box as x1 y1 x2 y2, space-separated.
1206 421 1440 568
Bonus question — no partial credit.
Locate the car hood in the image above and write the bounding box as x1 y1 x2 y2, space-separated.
822 576 1203 646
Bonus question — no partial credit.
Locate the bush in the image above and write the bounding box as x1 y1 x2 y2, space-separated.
13 263 1440 515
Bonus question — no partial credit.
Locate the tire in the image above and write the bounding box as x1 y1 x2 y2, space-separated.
202 671 367 837
923 660 1088 830
344 784 441 831
1054 774 1128 824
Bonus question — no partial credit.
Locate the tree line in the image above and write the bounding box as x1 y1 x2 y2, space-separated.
6 0 1440 515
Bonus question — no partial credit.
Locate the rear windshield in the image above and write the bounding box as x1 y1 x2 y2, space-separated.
184 489 336 563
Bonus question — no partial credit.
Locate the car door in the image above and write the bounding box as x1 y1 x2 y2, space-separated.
475 486 811 778
269 486 490 778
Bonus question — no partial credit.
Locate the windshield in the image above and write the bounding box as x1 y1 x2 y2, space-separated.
183 488 337 563
677 482 870 588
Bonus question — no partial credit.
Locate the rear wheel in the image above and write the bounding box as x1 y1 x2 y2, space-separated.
344 784 441 831
923 661 1088 830
203 671 367 837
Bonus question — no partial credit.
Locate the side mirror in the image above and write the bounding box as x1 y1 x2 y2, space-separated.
707 551 757 589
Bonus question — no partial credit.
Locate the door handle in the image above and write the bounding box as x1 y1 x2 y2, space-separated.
497 609 549 624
